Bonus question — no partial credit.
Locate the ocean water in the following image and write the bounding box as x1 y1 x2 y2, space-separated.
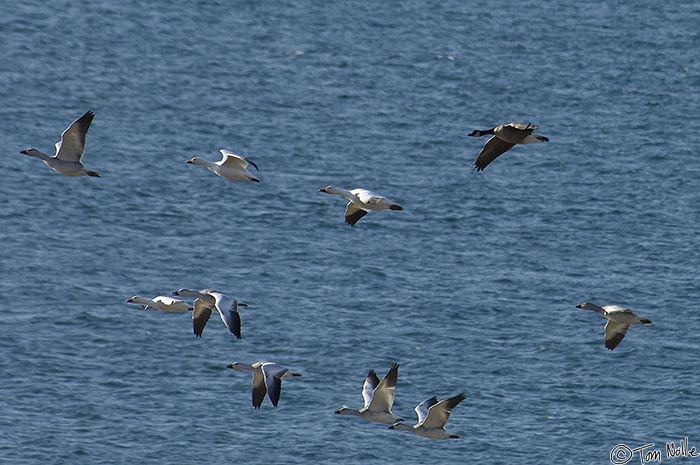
1 0 700 463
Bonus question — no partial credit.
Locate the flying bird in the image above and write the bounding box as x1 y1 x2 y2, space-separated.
467 122 549 171
319 186 403 226
20 110 100 177
335 363 404 423
227 361 301 409
389 393 466 439
125 295 192 312
186 149 261 182
173 288 248 339
576 302 652 350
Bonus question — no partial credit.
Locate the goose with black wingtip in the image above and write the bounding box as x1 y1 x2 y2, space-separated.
186 149 261 182
576 302 652 350
335 363 404 423
227 361 301 409
20 110 100 177
319 185 403 226
389 393 466 439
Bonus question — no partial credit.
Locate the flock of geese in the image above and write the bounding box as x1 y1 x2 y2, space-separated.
19 109 654 439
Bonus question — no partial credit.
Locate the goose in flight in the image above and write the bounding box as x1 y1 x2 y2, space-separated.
227 361 301 409
389 393 466 439
319 186 403 226
125 295 193 313
173 288 248 339
467 122 549 171
576 302 652 350
186 149 261 182
20 110 100 177
335 363 404 423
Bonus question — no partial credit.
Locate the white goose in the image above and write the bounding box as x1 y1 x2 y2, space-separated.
389 393 466 439
20 110 100 177
173 288 248 339
186 149 260 182
227 361 301 409
335 363 404 423
576 302 652 350
125 295 192 313
318 185 403 226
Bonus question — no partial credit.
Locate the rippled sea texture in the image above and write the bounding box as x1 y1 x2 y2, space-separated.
2 1 700 464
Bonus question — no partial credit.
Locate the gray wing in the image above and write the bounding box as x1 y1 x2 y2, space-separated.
362 369 380 409
192 298 213 337
55 110 95 162
474 135 516 171
344 202 369 226
415 396 439 425
604 321 629 350
367 363 399 413
262 363 290 407
421 393 466 429
219 149 259 171
251 367 267 409
210 292 242 339
503 122 537 132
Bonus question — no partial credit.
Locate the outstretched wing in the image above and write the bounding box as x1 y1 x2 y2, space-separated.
604 321 630 350
367 363 399 413
421 393 466 429
251 367 267 409
55 110 95 162
344 202 368 226
362 369 380 409
415 396 439 425
262 363 290 407
219 149 259 171
192 298 213 337
474 136 515 171
210 292 242 339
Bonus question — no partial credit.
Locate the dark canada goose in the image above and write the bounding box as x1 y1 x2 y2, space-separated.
576 302 652 350
467 122 549 171
20 110 100 177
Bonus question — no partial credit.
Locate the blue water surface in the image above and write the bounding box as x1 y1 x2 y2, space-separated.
1 1 700 464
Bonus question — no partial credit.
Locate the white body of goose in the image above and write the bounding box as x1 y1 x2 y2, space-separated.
126 295 192 313
468 122 549 171
335 363 404 423
186 149 260 182
576 302 652 350
319 185 403 226
173 288 247 339
227 361 301 409
389 393 466 439
20 110 100 177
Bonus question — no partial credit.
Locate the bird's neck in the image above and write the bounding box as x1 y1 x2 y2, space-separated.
332 188 361 204
23 149 51 161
